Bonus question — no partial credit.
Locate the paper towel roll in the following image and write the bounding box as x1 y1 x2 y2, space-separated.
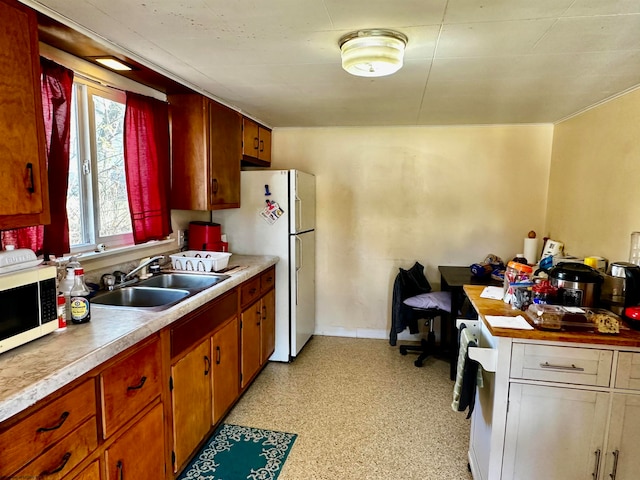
523 238 539 265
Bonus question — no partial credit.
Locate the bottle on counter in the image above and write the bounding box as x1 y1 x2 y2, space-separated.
70 267 91 324
56 294 67 331
59 256 82 322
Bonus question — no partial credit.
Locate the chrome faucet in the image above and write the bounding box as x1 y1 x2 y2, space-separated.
124 255 166 281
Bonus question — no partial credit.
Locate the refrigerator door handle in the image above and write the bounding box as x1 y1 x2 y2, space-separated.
295 194 302 233
295 235 303 305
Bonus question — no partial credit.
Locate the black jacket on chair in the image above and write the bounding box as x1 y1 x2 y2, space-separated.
389 262 432 346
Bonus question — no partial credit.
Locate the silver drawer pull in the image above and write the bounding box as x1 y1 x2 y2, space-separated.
540 361 585 372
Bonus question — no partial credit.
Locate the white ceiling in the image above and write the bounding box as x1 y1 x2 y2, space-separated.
28 0 640 127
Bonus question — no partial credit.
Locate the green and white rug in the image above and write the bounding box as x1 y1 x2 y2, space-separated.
178 424 297 480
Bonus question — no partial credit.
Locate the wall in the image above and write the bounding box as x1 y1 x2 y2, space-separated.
546 88 640 262
271 125 553 338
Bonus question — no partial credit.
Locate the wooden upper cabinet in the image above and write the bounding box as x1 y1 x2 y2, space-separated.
169 94 242 210
242 117 272 165
0 0 50 229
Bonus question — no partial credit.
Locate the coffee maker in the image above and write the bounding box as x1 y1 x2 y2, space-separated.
602 262 640 315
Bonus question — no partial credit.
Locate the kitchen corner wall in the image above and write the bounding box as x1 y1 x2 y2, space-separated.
546 88 640 263
271 125 553 338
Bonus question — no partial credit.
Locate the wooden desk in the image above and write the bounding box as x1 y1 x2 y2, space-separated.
438 265 502 380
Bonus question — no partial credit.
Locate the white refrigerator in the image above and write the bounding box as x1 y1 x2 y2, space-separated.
212 169 316 362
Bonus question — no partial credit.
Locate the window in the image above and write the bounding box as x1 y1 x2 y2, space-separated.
68 81 133 250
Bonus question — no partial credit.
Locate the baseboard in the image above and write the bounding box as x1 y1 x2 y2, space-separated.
314 326 423 341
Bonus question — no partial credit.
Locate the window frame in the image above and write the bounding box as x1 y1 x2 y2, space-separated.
69 79 133 254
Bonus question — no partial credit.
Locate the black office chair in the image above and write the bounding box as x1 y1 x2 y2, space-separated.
390 262 451 367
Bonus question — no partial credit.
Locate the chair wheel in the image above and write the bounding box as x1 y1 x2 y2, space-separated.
414 358 423 367
399 346 408 355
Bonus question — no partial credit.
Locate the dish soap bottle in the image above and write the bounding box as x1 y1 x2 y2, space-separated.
70 267 91 324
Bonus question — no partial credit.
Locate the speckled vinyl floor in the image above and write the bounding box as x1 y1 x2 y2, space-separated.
225 336 473 480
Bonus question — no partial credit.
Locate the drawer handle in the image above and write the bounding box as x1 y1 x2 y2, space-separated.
593 449 601 479
540 362 585 372
117 460 124 480
127 376 147 391
204 355 211 375
37 411 70 433
250 287 257 295
610 449 619 479
216 346 221 365
41 451 71 476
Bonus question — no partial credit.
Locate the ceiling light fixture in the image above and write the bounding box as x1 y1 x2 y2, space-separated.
93 56 133 71
339 29 408 78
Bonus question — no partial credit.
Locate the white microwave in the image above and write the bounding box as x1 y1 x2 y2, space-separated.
0 265 58 355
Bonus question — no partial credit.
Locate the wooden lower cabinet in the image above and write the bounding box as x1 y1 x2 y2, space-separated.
0 379 97 477
212 316 239 424
15 417 98 480
169 290 241 473
105 402 165 480
241 298 263 388
171 337 213 470
260 289 276 365
241 290 276 388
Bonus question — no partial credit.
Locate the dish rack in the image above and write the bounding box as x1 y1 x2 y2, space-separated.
169 251 232 273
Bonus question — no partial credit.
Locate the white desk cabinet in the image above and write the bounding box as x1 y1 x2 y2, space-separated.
463 286 640 480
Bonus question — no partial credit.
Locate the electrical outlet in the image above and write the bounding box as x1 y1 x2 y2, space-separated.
177 229 187 249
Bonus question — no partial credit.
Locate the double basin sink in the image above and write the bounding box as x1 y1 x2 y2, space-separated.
92 273 230 309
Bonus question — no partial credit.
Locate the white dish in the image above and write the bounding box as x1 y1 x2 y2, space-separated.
0 259 44 275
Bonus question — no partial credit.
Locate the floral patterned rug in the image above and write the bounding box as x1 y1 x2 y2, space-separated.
178 424 297 480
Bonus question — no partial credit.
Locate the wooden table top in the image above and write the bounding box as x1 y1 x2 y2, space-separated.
464 284 640 348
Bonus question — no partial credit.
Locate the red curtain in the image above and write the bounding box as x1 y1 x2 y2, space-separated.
123 93 172 244
1 58 74 256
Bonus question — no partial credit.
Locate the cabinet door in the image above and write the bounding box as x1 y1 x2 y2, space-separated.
0 0 49 228
212 317 239 424
260 289 276 364
242 117 260 158
258 126 272 163
171 338 212 471
241 299 262 388
603 393 640 479
502 383 609 480
169 94 209 210
104 402 164 480
208 101 241 209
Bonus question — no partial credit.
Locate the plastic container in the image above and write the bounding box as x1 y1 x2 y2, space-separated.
526 304 621 334
503 261 533 304
170 251 232 272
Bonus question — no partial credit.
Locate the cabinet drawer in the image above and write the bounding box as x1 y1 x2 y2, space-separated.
615 352 640 390
511 343 612 387
100 338 162 437
241 277 261 307
260 268 275 293
14 417 98 480
0 379 96 476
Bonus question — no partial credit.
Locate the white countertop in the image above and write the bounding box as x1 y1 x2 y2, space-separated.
0 255 278 423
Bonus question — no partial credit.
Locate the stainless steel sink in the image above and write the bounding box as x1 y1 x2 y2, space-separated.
92 272 230 309
137 273 229 290
92 286 190 308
